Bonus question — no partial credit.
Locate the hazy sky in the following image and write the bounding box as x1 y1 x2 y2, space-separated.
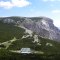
0 0 60 28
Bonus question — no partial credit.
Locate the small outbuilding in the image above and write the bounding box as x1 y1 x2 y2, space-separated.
20 48 32 54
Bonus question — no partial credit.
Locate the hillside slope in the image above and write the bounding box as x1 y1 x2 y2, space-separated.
8 37 60 54
0 20 60 60
0 21 25 42
0 21 60 54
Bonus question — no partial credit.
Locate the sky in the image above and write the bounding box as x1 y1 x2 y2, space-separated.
0 0 60 28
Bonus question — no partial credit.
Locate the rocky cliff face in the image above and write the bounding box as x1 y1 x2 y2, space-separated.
21 17 60 41
0 16 60 41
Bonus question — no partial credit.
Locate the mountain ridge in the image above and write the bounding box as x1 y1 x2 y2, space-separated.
0 16 60 41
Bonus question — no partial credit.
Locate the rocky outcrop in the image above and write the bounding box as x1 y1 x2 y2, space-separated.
0 16 60 41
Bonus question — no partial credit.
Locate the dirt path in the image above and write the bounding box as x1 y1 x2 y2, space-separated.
0 37 17 49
